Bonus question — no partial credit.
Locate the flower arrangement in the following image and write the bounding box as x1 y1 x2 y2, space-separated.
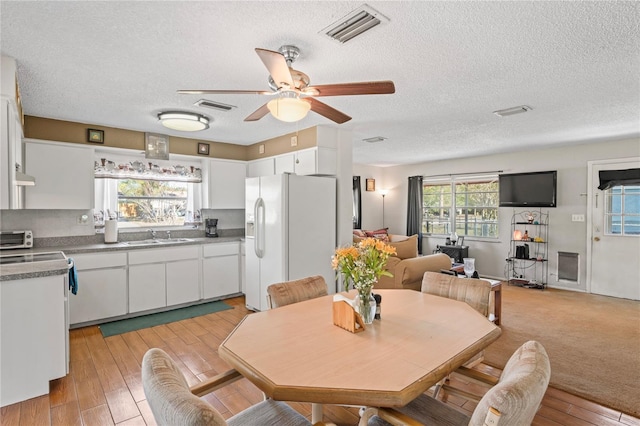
332 237 397 293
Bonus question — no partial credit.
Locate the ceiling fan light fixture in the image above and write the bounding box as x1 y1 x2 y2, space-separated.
267 97 310 122
158 111 209 131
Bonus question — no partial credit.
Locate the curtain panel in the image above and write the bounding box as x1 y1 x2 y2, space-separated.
353 176 362 229
407 175 423 254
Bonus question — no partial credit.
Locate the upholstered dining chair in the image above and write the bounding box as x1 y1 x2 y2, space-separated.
266 275 328 309
360 340 551 426
142 348 313 426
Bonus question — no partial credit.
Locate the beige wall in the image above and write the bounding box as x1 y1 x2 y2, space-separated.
24 116 321 161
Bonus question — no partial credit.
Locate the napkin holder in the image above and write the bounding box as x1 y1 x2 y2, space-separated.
332 295 365 333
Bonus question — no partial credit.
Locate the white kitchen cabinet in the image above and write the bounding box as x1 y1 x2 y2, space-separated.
264 147 337 177
275 154 295 174
0 99 24 209
1 274 67 407
202 242 240 299
24 139 94 209
129 263 166 312
166 258 200 305
247 157 275 177
128 245 200 313
69 252 127 325
208 159 246 208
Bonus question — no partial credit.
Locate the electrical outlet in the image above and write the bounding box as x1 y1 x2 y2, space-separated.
291 135 298 147
77 214 89 224
571 214 585 222
259 144 265 154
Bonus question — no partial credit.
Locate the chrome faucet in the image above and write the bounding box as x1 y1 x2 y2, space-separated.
148 229 157 239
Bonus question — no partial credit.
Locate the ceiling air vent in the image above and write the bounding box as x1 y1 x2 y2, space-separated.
362 136 387 143
493 105 532 117
319 4 389 44
194 99 236 112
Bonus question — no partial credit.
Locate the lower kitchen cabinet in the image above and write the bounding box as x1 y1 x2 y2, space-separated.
129 263 166 313
128 245 200 314
166 258 200 306
202 242 240 299
69 252 127 325
1 274 67 406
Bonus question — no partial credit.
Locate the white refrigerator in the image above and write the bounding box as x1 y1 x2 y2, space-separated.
245 174 336 311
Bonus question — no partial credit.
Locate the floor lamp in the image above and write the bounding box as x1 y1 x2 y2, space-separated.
379 189 389 227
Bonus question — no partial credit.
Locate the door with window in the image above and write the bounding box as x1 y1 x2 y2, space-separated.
588 159 640 300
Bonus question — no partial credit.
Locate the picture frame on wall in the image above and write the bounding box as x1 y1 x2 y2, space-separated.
145 133 170 160
87 129 104 144
197 142 210 155
366 178 376 191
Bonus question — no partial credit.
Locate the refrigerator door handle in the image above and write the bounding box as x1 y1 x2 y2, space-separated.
254 197 265 258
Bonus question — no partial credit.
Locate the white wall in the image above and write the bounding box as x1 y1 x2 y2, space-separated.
352 164 388 231
358 137 639 291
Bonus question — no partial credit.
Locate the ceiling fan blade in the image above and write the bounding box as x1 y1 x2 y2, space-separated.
304 81 395 97
177 89 273 95
305 98 351 124
255 48 294 89
244 102 271 122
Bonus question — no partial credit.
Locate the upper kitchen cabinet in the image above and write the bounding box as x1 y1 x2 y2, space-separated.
206 159 246 209
247 157 275 178
1 56 27 210
274 147 337 176
24 140 95 209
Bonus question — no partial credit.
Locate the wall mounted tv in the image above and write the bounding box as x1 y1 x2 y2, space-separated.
499 171 557 207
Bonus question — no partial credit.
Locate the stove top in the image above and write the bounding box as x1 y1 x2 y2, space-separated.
0 251 66 265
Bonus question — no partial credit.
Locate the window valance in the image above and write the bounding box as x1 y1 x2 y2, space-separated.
598 168 640 190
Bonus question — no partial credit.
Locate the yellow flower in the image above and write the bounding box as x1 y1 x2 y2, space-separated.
332 237 395 292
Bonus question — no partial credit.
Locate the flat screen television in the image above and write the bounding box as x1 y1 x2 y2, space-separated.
499 171 557 207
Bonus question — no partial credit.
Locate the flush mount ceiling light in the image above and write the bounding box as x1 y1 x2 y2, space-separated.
267 95 311 122
158 111 209 131
493 105 532 117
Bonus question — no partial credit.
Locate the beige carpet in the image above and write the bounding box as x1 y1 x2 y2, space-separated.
483 285 640 417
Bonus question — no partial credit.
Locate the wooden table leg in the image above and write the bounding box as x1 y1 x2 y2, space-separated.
492 283 502 326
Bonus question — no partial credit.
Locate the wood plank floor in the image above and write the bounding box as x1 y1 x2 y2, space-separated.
1 296 638 426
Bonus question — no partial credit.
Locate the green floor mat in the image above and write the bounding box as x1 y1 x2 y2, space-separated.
99 301 233 337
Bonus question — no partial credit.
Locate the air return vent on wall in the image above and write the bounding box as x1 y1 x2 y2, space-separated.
195 99 236 112
319 4 389 44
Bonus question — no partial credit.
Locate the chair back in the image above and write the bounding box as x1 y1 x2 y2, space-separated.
421 271 491 316
142 348 227 426
469 340 551 425
266 275 328 309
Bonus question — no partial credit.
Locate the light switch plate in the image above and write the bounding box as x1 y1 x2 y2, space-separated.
259 144 265 154
291 136 298 146
571 214 585 222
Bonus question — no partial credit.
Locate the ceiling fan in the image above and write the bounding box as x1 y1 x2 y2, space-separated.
178 45 395 124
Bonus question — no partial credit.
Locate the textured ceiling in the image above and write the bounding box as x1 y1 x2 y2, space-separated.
1 1 638 166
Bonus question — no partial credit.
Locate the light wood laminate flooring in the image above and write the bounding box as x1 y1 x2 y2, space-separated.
1 296 638 426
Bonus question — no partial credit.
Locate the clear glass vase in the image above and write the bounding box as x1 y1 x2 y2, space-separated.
354 288 376 324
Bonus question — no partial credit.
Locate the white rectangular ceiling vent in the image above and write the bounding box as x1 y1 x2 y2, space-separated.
362 136 387 143
493 105 532 117
195 99 236 112
319 4 389 44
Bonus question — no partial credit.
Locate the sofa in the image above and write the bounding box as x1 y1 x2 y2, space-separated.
353 230 452 291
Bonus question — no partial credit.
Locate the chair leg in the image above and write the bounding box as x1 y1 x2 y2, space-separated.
359 407 379 426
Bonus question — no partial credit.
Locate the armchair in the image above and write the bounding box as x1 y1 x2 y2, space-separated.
267 275 328 309
361 340 551 426
354 233 451 291
142 348 314 426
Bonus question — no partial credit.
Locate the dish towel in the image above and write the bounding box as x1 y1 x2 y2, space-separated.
68 257 78 295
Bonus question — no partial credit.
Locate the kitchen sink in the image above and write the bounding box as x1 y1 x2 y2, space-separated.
123 238 194 246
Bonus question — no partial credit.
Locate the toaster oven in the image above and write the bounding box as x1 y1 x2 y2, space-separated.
0 230 33 250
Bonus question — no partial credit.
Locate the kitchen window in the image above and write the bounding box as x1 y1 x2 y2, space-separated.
94 152 203 228
422 175 499 239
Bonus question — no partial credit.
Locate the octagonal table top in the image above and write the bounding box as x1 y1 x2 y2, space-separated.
219 289 501 407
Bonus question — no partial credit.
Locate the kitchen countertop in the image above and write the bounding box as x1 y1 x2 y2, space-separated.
0 236 245 281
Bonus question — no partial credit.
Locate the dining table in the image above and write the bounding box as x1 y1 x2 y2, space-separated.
218 289 502 424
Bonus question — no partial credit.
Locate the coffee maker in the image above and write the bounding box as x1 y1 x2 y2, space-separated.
205 218 218 238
